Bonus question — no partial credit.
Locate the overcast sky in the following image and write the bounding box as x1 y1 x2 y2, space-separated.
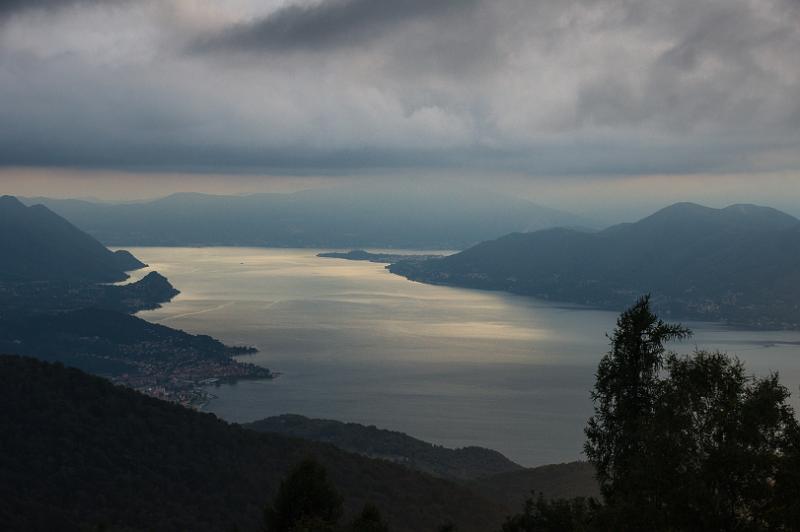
0 0 798 218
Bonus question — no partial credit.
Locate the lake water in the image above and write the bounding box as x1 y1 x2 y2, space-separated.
129 247 800 466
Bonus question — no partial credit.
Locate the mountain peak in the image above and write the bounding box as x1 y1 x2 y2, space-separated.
393 202 800 328
0 197 146 283
649 202 714 218
722 203 798 220
633 202 797 232
725 203 764 212
0 195 25 208
599 202 716 235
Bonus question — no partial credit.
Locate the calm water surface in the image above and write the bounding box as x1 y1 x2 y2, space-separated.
129 247 800 466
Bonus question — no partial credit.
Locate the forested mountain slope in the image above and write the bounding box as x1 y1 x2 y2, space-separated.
0 195 143 282
0 355 506 532
391 203 800 328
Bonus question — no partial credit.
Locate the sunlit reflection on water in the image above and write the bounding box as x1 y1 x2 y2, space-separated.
127 247 800 466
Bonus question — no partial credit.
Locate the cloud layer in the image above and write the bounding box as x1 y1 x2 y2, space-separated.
0 0 798 175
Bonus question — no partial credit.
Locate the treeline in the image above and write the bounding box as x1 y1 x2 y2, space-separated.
260 457 461 532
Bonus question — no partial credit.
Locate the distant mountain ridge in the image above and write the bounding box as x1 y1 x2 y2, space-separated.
390 202 800 329
0 195 144 282
23 185 586 248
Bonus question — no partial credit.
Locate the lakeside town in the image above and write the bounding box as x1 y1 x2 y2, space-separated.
114 349 273 407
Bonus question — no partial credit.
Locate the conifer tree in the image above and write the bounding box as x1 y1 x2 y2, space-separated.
585 295 690 512
349 503 389 532
263 458 343 532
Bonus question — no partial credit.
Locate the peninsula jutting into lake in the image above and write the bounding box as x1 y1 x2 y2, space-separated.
0 196 273 407
318 249 443 264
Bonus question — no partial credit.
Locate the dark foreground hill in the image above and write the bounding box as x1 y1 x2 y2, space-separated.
0 355 507 532
0 195 144 282
249 415 600 518
248 414 524 481
391 203 800 329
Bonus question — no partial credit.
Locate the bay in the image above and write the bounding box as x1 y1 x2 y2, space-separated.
129 247 800 466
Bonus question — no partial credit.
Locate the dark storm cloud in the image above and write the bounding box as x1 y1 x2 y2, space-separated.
0 0 798 176
0 0 70 17
564 0 800 138
0 0 127 19
192 0 479 54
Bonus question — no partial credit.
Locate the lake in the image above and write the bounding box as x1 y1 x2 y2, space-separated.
129 247 800 466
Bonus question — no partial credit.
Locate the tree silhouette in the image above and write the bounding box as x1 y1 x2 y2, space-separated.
263 458 343 532
584 294 690 527
349 503 389 532
581 296 800 530
500 493 594 532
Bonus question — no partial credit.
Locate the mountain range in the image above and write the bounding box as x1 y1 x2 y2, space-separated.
390 202 800 328
23 184 584 249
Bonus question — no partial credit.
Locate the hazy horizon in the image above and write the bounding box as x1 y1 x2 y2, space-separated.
5 172 800 227
1 0 799 224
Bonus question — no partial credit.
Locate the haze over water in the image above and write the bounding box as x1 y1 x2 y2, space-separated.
131 247 800 466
